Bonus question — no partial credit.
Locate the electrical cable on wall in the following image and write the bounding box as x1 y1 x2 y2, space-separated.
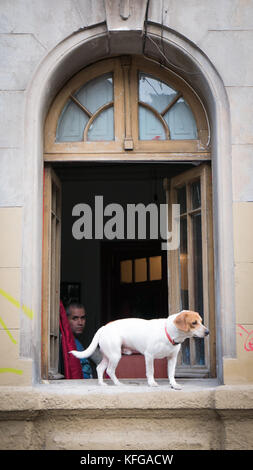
143 0 200 77
142 1 211 146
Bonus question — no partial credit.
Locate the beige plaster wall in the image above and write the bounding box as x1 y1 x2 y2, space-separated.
0 208 32 385
224 202 253 383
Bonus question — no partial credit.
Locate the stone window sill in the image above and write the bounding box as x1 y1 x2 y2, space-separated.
1 379 253 414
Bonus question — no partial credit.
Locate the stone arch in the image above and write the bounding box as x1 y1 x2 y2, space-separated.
22 22 234 383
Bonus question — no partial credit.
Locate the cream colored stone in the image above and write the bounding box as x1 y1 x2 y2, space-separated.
233 203 253 262
227 87 253 145
0 330 32 386
0 421 35 450
76 0 106 26
232 145 253 202
0 34 45 91
149 0 253 47
0 0 83 51
0 360 32 387
236 323 253 359
201 31 253 86
0 149 24 207
105 0 147 31
0 92 24 148
0 329 19 362
42 415 219 450
0 332 31 385
224 357 253 384
223 417 253 450
234 263 253 323
0 382 253 449
0 268 21 329
0 207 22 268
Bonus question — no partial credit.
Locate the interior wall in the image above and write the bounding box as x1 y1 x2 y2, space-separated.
59 163 190 345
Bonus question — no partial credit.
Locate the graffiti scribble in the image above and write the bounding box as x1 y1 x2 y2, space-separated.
0 315 17 344
237 324 253 352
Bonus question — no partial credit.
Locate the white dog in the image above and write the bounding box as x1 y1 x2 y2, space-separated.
69 310 209 389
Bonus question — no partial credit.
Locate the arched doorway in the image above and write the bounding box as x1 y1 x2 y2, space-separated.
42 55 215 380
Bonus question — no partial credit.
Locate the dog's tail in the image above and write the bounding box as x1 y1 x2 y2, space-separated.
69 326 103 359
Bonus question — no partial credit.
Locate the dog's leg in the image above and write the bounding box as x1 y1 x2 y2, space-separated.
168 354 182 390
97 356 109 386
144 353 158 387
106 353 122 386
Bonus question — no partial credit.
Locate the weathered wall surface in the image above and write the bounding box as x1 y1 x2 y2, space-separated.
0 0 252 386
0 382 253 450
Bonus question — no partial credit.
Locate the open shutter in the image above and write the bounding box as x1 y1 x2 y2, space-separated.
166 164 215 377
42 166 62 379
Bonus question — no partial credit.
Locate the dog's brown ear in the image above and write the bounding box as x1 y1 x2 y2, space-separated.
174 312 189 332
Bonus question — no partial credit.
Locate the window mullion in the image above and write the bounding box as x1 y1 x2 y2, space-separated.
120 56 134 150
70 95 92 118
83 102 113 141
161 92 182 116
139 101 170 139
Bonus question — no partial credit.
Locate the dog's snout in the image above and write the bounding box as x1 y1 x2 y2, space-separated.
204 328 209 336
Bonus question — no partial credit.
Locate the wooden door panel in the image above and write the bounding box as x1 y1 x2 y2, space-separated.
115 356 168 379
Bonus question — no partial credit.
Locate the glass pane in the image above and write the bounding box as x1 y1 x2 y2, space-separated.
121 260 132 283
75 74 113 114
149 256 162 281
88 107 114 141
180 215 190 365
181 339 190 366
56 74 113 142
192 212 205 365
56 100 88 142
180 216 189 310
139 105 165 140
177 186 187 214
191 180 201 209
164 98 197 140
52 184 57 214
134 258 147 283
139 73 177 113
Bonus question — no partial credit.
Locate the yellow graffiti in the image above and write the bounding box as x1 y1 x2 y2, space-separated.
0 288 34 320
0 316 17 344
0 368 23 375
0 288 33 376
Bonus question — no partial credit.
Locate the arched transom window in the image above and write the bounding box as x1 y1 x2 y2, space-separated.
44 56 210 161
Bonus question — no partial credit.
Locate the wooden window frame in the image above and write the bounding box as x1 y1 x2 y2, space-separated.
44 56 210 162
42 166 62 379
166 164 215 377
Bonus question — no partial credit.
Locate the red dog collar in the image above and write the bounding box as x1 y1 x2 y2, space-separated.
165 325 178 346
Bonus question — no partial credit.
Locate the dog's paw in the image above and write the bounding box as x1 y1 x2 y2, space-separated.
148 380 159 387
170 382 182 390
